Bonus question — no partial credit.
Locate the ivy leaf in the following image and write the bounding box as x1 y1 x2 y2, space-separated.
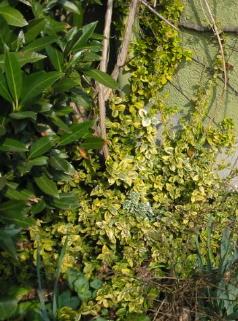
34 174 59 198
0 6 28 27
85 69 118 89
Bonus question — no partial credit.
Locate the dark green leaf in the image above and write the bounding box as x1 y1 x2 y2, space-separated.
28 156 48 166
54 78 80 92
18 51 46 65
58 121 93 146
0 299 18 320
10 111 37 120
51 193 79 210
21 71 63 104
0 227 20 259
0 6 28 27
5 51 22 104
85 69 118 89
62 1 81 15
25 18 45 43
2 213 34 227
24 36 58 52
29 136 54 159
51 115 70 132
5 188 34 201
46 46 63 71
0 138 27 152
31 200 46 215
58 291 79 310
81 136 104 149
0 52 46 69
0 200 25 214
72 21 98 51
226 311 238 320
0 73 12 102
49 155 75 174
34 174 59 198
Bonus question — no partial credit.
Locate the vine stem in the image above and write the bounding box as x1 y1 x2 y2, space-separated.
202 0 227 93
98 0 113 159
140 0 179 31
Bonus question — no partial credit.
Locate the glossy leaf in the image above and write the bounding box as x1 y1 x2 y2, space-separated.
0 138 27 152
0 6 28 27
72 21 98 51
10 111 37 120
62 1 81 15
0 73 12 102
0 200 25 214
0 299 18 320
29 136 54 159
51 193 79 209
24 36 58 52
58 121 92 146
28 156 48 167
2 213 34 227
0 227 20 259
5 51 22 104
21 71 63 104
31 199 46 215
0 52 46 69
49 155 75 174
34 174 59 198
25 18 45 43
85 69 118 89
5 188 34 201
46 46 63 71
81 136 104 149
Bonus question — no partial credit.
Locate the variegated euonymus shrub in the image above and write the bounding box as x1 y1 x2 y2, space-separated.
1 1 238 321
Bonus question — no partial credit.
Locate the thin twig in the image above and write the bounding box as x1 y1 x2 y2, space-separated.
140 0 179 31
98 0 113 159
153 299 165 321
202 0 227 93
105 0 139 101
179 21 238 34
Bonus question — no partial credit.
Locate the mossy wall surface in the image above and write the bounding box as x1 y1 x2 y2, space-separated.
162 0 238 174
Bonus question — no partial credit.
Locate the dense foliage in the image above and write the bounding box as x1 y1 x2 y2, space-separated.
0 1 238 321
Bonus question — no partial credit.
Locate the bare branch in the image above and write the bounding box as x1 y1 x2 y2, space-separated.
98 0 113 159
105 0 139 101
